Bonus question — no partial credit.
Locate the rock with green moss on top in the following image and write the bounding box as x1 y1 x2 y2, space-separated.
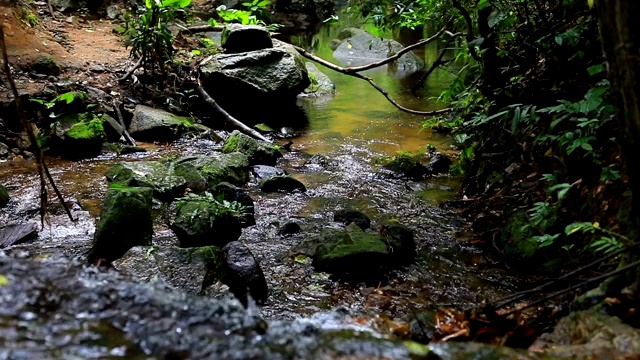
298 222 415 280
259 175 306 193
0 184 9 208
88 186 153 264
106 161 187 202
53 112 106 159
31 55 61 76
113 245 224 295
170 193 245 248
222 130 282 166
381 153 427 179
175 152 251 189
128 105 192 142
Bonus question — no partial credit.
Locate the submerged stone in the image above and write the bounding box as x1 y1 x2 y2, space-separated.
222 130 282 166
334 209 371 230
88 186 153 263
382 154 427 179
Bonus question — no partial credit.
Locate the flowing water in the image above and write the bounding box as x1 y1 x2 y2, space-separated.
0 21 523 336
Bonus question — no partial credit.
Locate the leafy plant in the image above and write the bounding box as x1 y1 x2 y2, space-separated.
30 91 87 119
176 192 249 222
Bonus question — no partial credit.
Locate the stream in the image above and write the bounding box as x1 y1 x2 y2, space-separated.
0 19 525 349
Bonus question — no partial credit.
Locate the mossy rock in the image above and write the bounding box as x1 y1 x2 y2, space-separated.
128 105 191 142
31 55 61 76
310 223 415 280
210 182 255 227
106 161 187 202
175 153 251 188
170 197 243 248
54 113 106 159
222 130 282 166
382 154 427 179
0 184 9 208
88 186 153 263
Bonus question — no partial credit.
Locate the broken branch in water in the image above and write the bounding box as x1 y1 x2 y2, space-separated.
0 25 75 224
112 100 137 146
195 85 272 143
293 45 452 116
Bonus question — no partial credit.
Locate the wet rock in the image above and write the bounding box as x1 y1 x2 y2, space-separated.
259 175 307 193
301 62 336 97
0 184 9 207
530 309 640 358
101 113 125 142
106 161 187 201
0 254 432 359
222 241 269 305
175 152 251 188
252 164 287 180
210 182 256 227
52 113 106 159
409 311 436 343
117 145 148 155
333 31 424 73
382 153 427 179
222 24 273 54
425 153 452 175
0 223 37 248
305 153 337 168
380 220 416 261
88 186 153 263
31 55 61 76
128 105 191 142
304 223 415 280
170 193 243 248
334 208 370 230
222 130 282 165
114 245 224 295
0 142 9 158
278 221 301 235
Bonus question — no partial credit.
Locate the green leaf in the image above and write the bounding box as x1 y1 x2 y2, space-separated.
587 0 594 8
587 64 604 76
0 274 9 286
56 92 77 104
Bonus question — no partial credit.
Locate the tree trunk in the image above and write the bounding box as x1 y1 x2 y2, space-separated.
595 0 640 237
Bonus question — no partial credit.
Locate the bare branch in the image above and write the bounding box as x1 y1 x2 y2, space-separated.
195 86 273 143
119 55 143 83
412 41 454 93
293 45 452 116
0 25 74 224
452 0 481 62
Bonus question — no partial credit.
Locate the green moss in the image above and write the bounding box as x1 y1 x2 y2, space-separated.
500 210 540 263
66 118 105 140
193 245 224 288
222 132 242 153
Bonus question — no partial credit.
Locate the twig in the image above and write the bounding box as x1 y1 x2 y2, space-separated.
452 0 481 62
195 85 272 143
293 45 452 116
412 41 454 93
180 24 225 34
112 100 136 146
0 25 74 224
503 259 640 316
119 55 143 83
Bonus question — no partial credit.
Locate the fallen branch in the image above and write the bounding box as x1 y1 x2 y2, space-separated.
0 26 74 224
112 100 137 146
195 85 272 143
180 24 225 34
293 45 452 116
119 55 143 83
412 41 454 93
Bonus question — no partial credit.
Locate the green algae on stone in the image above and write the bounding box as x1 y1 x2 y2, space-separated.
176 152 251 188
105 161 187 201
89 186 153 263
222 130 282 166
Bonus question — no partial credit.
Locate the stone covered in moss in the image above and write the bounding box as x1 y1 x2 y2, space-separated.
114 245 224 295
106 161 187 201
31 55 61 76
88 186 153 263
128 105 192 142
0 184 9 208
382 153 427 179
54 112 106 159
307 222 415 280
222 130 282 166
170 195 243 248
175 152 250 188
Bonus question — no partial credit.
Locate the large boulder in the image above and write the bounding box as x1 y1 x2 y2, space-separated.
114 245 224 295
170 193 245 248
222 130 282 165
128 105 191 142
88 186 153 264
52 112 106 159
222 24 273 54
294 221 415 280
301 62 336 97
222 241 269 305
333 31 424 73
200 39 310 99
106 161 187 201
